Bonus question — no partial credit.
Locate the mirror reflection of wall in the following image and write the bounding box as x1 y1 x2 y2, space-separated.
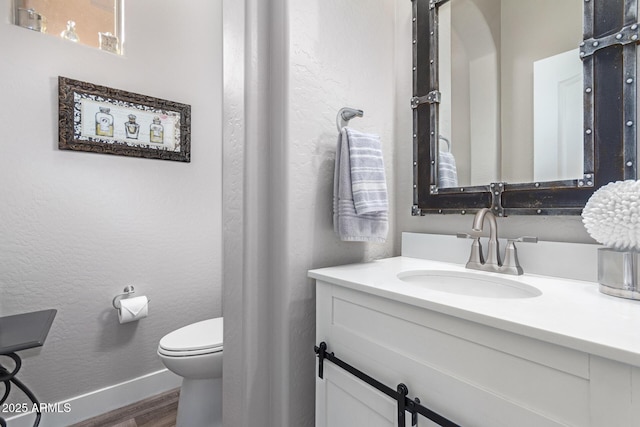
13 0 123 54
439 0 500 188
438 0 582 188
533 48 583 182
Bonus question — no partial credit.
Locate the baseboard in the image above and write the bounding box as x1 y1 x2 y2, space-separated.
6 369 182 427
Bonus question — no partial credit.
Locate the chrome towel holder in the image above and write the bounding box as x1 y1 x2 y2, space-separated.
438 135 451 153
336 107 364 132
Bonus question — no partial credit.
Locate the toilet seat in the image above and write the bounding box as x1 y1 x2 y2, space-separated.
158 318 223 357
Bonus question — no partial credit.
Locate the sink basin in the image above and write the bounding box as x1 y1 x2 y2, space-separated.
397 270 542 299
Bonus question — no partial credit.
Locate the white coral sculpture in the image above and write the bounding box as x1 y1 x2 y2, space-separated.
582 180 640 251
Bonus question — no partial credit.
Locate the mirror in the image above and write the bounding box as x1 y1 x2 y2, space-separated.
12 0 123 54
437 0 583 187
412 0 638 216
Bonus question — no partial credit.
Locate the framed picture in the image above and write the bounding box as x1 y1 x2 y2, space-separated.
58 76 191 162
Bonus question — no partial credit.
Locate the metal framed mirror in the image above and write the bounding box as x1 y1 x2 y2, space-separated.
412 0 638 216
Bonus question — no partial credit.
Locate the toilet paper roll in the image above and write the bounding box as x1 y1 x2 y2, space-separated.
118 296 149 324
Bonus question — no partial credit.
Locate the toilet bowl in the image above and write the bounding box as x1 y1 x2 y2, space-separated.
158 317 223 427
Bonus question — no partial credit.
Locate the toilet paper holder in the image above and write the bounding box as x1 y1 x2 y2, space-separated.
112 285 150 309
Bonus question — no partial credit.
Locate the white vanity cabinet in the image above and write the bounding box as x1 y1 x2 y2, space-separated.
314 277 640 427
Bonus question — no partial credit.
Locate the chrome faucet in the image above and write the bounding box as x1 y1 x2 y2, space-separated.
472 208 500 269
457 208 537 276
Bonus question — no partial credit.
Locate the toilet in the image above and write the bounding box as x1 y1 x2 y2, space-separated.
158 317 223 427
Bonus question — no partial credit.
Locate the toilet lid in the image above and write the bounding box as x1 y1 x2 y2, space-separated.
159 317 223 354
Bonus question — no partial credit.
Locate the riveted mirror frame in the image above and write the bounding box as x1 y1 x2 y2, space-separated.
412 0 638 216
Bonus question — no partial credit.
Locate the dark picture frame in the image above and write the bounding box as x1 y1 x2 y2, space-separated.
58 76 191 162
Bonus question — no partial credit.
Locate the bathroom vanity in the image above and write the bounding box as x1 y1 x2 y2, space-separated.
310 235 640 426
312 0 640 422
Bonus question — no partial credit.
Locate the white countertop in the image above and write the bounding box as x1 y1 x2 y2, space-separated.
309 256 640 367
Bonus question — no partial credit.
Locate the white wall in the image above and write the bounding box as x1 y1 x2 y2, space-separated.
286 0 396 266
0 0 222 412
222 0 274 425
279 1 397 424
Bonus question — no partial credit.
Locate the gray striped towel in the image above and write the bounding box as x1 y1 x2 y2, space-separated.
333 127 388 242
438 151 459 188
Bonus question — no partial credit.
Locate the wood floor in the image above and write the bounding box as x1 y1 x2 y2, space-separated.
70 388 179 427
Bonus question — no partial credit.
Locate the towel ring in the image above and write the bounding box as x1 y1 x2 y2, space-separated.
438 135 451 152
336 107 364 132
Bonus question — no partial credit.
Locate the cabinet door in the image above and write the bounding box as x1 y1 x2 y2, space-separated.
316 282 589 426
316 363 400 427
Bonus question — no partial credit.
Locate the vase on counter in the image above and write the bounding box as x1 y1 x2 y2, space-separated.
583 180 640 299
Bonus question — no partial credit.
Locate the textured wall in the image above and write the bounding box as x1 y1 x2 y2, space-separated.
0 0 222 406
222 0 397 425
287 0 397 264
277 0 397 425
222 0 274 425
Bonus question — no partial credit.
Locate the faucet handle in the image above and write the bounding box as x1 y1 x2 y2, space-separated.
457 233 484 268
509 236 538 244
501 237 537 275
456 232 483 239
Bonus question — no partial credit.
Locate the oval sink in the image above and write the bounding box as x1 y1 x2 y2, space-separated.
397 270 542 299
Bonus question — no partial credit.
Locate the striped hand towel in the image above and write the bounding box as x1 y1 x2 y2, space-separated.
347 127 389 214
438 150 459 188
333 127 388 242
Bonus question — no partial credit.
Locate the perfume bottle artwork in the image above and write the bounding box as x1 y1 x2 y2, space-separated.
95 107 114 137
149 117 164 144
125 114 140 139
